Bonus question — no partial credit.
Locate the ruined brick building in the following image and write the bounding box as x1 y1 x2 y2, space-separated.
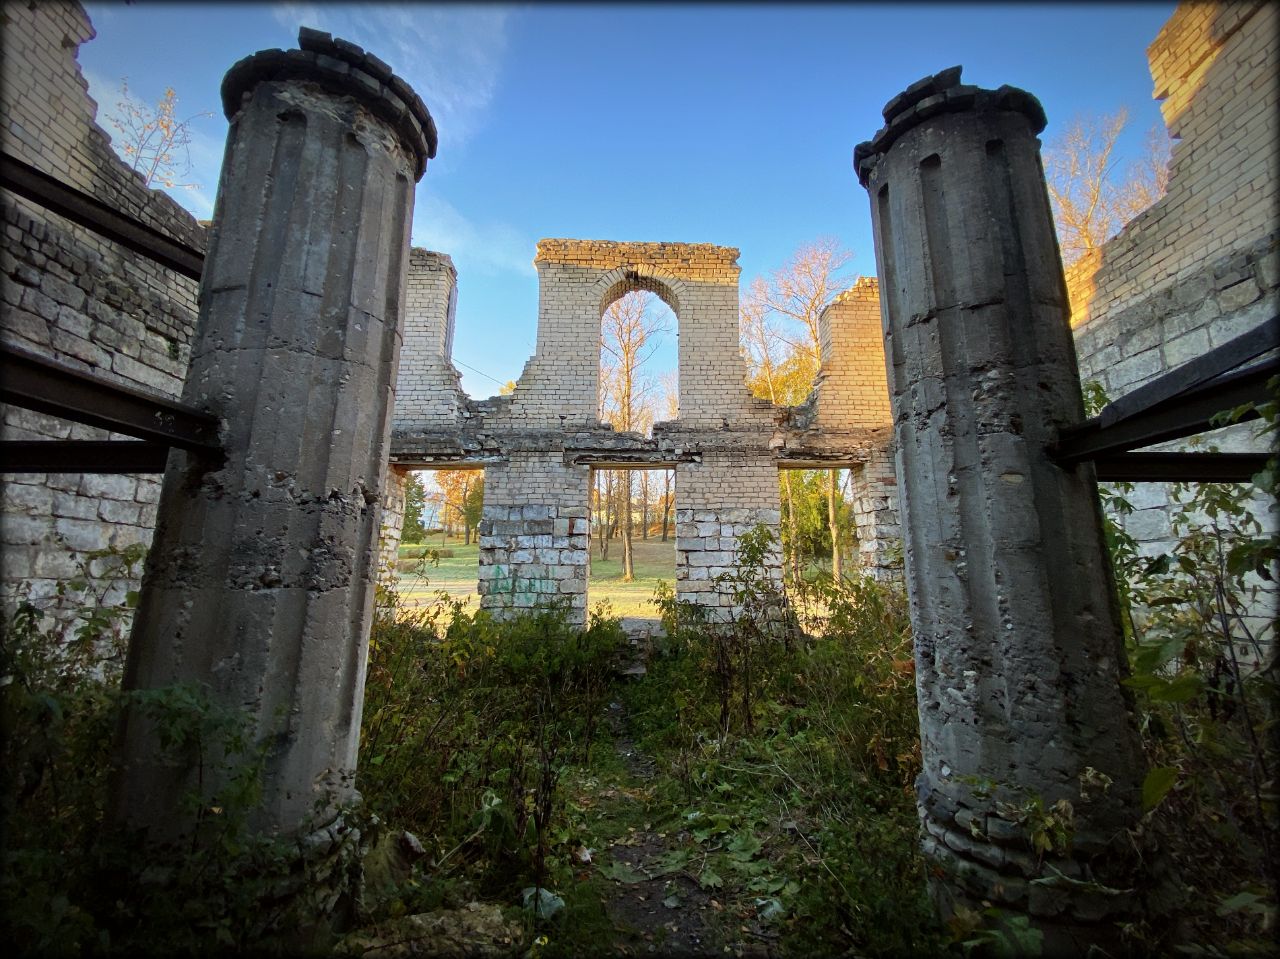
3 2 1274 628
1 0 1276 944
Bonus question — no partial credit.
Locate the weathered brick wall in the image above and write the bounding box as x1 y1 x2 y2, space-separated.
478 452 591 623
377 465 411 587
385 237 904 616
812 277 893 432
392 250 466 429
849 446 901 579
1 1 206 618
675 452 783 614
1066 0 1278 559
493 240 772 431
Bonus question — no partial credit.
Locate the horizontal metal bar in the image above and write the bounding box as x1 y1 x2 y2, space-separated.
0 440 170 473
0 342 222 454
1051 357 1277 464
1100 316 1279 427
0 151 204 281
1093 452 1270 483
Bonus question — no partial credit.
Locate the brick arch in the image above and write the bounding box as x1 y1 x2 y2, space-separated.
594 264 687 318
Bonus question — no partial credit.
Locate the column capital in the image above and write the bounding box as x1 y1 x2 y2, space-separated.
221 27 437 180
853 65 1046 187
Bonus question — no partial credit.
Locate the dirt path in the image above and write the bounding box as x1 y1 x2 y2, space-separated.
590 700 779 959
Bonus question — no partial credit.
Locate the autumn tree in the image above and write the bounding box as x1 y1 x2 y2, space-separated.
1043 108 1172 266
599 291 668 581
744 238 855 580
434 469 483 544
107 78 212 190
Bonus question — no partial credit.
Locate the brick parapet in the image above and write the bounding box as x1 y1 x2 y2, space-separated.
534 238 740 284
393 248 467 429
810 276 892 432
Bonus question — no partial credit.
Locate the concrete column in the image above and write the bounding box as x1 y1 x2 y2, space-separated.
855 68 1148 942
110 29 436 838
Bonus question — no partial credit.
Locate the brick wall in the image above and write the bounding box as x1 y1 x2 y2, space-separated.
392 249 466 429
490 239 773 432
478 452 592 624
1065 0 1278 561
812 277 893 432
675 452 783 615
1 1 206 619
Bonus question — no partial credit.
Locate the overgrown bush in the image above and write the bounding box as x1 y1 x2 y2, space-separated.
631 527 939 956
1091 378 1278 949
359 596 623 900
1 549 346 955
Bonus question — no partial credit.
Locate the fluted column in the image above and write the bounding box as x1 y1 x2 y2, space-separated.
110 29 436 838
855 68 1149 945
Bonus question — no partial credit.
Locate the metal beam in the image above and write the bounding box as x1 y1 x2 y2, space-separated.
1051 355 1277 465
0 343 222 455
1092 452 1270 483
0 440 170 473
1099 316 1279 428
0 152 204 281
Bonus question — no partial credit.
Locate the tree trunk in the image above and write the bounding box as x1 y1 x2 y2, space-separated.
622 472 635 582
640 471 650 540
782 471 800 584
828 468 841 582
661 470 672 541
595 470 610 561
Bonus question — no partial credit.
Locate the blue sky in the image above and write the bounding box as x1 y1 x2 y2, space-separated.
80 2 1175 397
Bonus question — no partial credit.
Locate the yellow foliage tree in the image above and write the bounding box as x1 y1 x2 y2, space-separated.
107 78 212 190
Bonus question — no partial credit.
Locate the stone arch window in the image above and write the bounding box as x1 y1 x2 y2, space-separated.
598 269 683 317
595 265 684 426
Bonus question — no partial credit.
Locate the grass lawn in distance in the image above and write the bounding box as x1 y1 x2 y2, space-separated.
392 535 676 620
586 536 675 619
394 538 481 609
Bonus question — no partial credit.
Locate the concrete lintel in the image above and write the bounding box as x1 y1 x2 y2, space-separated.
390 455 507 469
569 453 699 468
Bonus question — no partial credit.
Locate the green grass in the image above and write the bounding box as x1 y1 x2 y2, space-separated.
586 537 676 619
394 535 676 619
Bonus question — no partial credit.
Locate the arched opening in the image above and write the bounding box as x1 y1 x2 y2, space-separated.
589 285 678 620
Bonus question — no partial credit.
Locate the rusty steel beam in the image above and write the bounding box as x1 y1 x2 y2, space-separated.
0 151 204 281
1098 316 1278 427
1092 451 1270 483
0 342 221 455
0 440 170 473
1051 354 1278 465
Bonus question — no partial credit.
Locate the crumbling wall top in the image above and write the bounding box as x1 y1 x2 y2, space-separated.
409 247 457 275
534 239 740 283
828 275 879 306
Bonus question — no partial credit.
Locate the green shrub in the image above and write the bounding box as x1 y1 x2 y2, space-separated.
359 598 623 898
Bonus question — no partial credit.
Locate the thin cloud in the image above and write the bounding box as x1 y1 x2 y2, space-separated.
412 192 535 278
270 3 513 150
